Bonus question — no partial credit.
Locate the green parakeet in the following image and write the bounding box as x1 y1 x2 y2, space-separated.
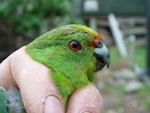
0 24 110 113
26 24 110 106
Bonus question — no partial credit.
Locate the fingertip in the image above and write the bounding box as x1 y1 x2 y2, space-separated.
67 84 103 113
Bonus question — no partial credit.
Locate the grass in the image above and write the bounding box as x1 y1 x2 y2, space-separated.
144 97 150 110
110 46 125 68
135 46 147 69
137 82 150 110
108 45 147 95
110 45 146 69
104 84 125 95
137 82 150 95
115 101 124 109
105 44 150 112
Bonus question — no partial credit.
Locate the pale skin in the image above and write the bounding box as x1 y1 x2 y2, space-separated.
0 47 103 113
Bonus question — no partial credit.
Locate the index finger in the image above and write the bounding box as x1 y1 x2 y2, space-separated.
10 47 64 113
67 84 103 113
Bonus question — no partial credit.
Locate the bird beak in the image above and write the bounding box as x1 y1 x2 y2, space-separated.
94 41 110 71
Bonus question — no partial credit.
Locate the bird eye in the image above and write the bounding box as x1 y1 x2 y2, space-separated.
69 40 81 51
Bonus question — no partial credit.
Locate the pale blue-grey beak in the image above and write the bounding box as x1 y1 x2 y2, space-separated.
94 41 110 71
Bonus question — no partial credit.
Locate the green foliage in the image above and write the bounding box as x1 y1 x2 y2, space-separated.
0 0 71 37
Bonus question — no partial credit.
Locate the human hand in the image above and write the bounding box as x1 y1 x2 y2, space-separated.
0 47 103 113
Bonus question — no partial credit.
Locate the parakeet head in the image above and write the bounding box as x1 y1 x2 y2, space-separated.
26 24 110 82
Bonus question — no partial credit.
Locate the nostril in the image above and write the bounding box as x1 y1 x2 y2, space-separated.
92 39 103 48
97 41 103 48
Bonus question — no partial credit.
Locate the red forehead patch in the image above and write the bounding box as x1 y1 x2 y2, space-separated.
95 34 103 40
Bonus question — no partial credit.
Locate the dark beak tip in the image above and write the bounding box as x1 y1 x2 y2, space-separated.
106 59 110 69
94 53 110 71
107 63 110 69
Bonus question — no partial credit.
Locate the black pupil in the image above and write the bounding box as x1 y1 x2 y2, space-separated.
72 41 79 48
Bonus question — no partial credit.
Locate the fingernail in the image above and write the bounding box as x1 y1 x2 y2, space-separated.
82 112 92 113
44 96 64 113
81 111 92 113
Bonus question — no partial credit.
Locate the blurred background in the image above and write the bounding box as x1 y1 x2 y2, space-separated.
0 0 150 113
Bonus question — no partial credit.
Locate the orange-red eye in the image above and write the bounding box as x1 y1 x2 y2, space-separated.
69 40 81 51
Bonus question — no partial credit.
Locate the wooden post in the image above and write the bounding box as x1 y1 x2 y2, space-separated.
108 13 128 58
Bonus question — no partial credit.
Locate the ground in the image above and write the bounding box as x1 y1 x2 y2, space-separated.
102 93 150 113
95 68 150 113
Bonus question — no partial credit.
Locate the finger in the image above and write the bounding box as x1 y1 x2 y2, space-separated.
0 53 18 89
67 84 103 113
11 47 64 113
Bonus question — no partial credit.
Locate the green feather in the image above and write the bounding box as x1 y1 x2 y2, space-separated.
0 87 7 113
25 24 97 106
